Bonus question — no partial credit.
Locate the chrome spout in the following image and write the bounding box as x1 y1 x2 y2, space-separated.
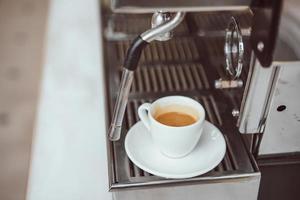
108 11 186 141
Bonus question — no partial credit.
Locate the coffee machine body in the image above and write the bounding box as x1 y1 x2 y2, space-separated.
101 0 300 199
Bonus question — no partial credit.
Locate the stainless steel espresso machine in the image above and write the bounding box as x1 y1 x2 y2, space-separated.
101 0 300 199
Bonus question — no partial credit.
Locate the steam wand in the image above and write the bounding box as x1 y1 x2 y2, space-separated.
108 12 185 141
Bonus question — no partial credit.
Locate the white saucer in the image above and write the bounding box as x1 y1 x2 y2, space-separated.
125 120 226 179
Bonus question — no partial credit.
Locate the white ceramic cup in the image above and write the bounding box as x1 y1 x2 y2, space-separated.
138 96 205 158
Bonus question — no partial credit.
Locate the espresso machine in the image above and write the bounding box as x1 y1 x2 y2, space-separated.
101 0 300 199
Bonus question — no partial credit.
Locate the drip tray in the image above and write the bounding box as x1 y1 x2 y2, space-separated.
102 13 259 191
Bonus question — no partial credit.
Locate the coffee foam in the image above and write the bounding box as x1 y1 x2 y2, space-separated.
153 104 199 120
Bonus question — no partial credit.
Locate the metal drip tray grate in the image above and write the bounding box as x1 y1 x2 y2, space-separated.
103 12 259 190
120 96 235 179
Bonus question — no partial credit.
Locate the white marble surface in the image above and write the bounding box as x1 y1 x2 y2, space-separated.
26 0 112 199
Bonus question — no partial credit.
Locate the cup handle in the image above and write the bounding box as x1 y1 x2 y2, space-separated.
138 103 151 131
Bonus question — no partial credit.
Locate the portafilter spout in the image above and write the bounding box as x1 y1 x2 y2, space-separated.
108 12 186 141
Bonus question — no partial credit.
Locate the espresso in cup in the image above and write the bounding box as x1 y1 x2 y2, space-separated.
138 96 205 158
155 111 197 127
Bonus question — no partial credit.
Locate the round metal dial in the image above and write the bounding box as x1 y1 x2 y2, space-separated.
224 17 244 79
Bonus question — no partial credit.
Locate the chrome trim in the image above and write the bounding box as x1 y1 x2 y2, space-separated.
238 53 281 134
214 79 243 89
110 172 261 191
111 6 249 14
151 12 172 41
141 12 185 43
111 0 250 13
108 68 134 141
224 17 244 79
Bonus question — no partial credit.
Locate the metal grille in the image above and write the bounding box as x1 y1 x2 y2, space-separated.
116 38 200 64
104 11 259 190
129 63 209 93
191 11 252 31
120 96 238 180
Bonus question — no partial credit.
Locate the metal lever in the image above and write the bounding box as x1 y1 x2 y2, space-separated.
108 12 185 141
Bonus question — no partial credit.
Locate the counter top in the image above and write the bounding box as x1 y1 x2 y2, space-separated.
26 0 111 199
